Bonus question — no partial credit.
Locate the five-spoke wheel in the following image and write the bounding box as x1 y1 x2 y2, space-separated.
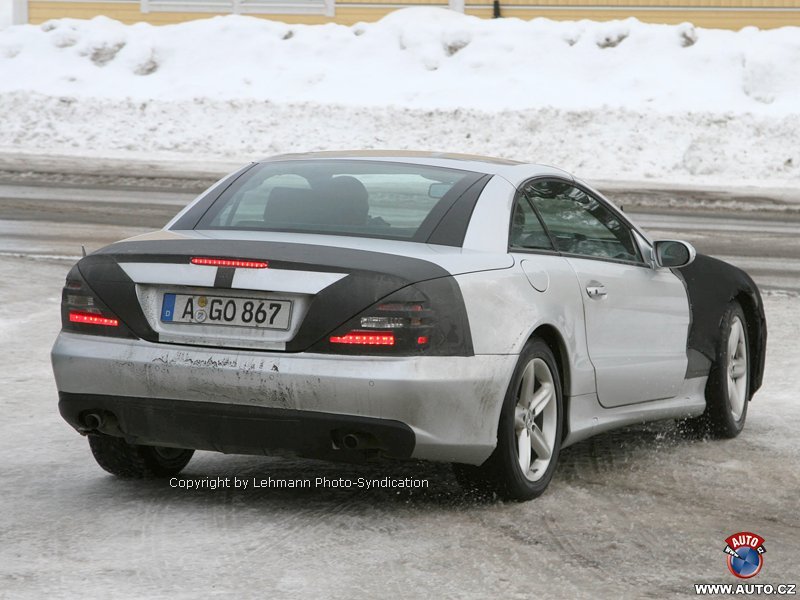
514 357 558 482
687 300 750 438
453 337 563 501
726 315 748 422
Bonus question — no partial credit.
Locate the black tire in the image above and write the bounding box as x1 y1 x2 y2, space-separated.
688 301 750 438
454 338 564 501
88 434 194 478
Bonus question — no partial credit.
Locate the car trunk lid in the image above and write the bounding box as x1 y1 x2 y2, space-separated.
77 231 511 351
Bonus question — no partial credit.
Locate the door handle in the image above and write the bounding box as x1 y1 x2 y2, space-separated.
586 284 607 299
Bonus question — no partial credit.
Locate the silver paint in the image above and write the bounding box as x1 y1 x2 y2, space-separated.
520 260 550 292
455 256 596 398
120 262 217 288
51 332 517 464
566 256 690 407
563 377 707 447
54 155 714 464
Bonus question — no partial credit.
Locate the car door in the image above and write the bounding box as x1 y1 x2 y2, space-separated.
506 189 598 399
523 179 690 407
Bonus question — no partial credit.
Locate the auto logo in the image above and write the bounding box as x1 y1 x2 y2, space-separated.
194 309 207 323
724 531 766 579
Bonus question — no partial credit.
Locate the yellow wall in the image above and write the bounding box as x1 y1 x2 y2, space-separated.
27 0 800 29
468 0 800 5
466 6 800 28
28 2 401 25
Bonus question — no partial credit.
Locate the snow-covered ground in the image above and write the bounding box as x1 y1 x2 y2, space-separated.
1 186 799 597
3 11 800 113
1 10 799 187
3 92 800 189
1 252 798 598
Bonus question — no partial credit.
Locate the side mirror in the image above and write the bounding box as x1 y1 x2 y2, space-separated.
653 240 696 268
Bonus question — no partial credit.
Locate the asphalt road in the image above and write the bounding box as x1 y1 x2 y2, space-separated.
0 179 798 293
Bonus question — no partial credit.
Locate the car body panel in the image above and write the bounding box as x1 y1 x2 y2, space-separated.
120 260 347 294
457 254 596 397
51 332 517 464
123 228 515 276
563 377 707 447
78 237 483 354
50 152 767 469
676 253 767 394
566 256 691 407
461 175 518 253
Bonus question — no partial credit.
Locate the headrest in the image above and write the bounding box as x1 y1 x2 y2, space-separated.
325 176 369 226
263 187 318 224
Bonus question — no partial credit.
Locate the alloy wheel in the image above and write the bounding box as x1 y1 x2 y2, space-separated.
514 358 558 482
727 316 748 421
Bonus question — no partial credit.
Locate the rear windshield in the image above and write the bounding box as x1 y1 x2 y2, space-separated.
195 160 482 241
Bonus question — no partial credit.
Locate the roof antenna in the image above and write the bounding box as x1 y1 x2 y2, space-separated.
81 245 87 257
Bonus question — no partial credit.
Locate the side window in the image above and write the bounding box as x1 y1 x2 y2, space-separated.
524 180 642 263
509 193 554 251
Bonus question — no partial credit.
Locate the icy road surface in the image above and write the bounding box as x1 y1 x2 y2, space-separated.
1 184 799 597
2 257 798 598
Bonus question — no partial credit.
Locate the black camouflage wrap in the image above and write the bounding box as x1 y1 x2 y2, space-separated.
74 239 474 356
676 254 767 395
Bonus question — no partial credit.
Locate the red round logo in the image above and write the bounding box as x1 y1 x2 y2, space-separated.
724 532 766 579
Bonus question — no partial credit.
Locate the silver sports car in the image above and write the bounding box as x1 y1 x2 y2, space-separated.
51 151 766 500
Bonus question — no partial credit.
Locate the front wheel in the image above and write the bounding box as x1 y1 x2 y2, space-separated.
88 434 194 478
688 301 750 438
455 338 563 501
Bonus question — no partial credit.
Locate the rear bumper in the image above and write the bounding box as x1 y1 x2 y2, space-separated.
59 393 416 461
51 332 517 464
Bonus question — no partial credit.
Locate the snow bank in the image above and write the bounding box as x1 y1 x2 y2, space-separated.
2 92 798 187
1 10 800 186
2 10 800 112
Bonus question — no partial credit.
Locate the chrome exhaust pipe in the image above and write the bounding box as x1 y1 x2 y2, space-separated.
342 433 361 449
83 413 104 430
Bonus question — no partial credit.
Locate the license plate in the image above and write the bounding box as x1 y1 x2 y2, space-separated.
160 293 292 330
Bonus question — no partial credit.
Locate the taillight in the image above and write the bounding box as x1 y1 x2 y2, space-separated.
191 257 268 269
326 300 431 352
315 278 472 356
68 311 119 327
61 264 135 338
330 331 396 346
358 302 427 330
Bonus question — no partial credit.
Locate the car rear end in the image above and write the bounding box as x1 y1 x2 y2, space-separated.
51 158 516 465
